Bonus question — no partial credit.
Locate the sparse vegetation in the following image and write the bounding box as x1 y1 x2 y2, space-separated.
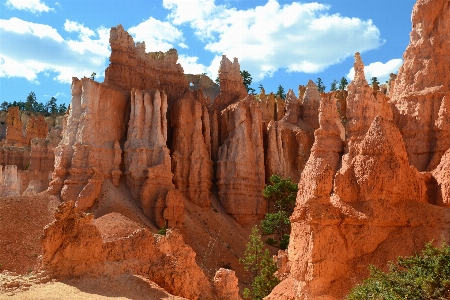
240 226 280 300
157 227 167 235
316 78 326 93
347 242 450 300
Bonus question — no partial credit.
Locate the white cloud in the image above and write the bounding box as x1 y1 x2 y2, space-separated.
163 0 384 80
347 58 403 84
128 17 186 52
64 20 94 37
178 54 208 74
0 18 110 84
6 0 53 13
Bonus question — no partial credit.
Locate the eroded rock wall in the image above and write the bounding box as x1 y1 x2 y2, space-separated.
105 25 188 103
268 50 450 300
49 77 129 211
217 96 266 224
390 0 450 171
171 91 213 208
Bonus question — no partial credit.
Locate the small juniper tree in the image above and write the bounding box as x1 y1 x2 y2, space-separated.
240 226 280 300
347 242 450 300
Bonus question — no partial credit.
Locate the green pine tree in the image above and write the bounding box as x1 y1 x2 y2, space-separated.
240 226 280 300
330 79 338 91
316 78 326 93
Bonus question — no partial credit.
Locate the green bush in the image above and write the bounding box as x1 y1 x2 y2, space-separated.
347 242 450 300
262 175 298 249
157 227 167 235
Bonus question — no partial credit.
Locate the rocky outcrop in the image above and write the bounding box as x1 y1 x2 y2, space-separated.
171 91 213 207
213 268 242 300
211 55 248 111
268 52 450 300
186 74 220 102
105 25 188 103
25 115 48 143
5 107 25 144
301 80 321 131
217 96 266 224
48 77 129 211
41 201 237 300
390 0 450 171
0 165 20 197
346 52 393 146
266 91 313 183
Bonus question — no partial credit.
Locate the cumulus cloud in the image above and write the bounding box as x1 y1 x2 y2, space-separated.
128 17 186 52
163 0 384 80
178 54 208 74
6 0 53 13
0 18 109 84
347 58 403 84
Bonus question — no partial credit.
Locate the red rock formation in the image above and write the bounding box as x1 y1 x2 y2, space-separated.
217 96 266 224
48 77 129 211
41 201 238 300
0 165 20 197
301 80 321 131
268 52 450 300
213 268 242 300
5 107 24 144
124 89 171 199
171 91 213 207
186 74 220 103
211 55 248 112
266 120 312 184
259 90 276 123
105 25 188 103
25 115 48 143
346 52 393 147
390 0 450 171
266 90 313 183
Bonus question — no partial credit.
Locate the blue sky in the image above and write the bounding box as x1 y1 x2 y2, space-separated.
0 0 416 106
